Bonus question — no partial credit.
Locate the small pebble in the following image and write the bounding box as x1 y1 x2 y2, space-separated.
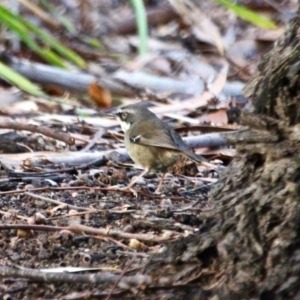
147 183 156 191
123 224 134 233
160 198 173 209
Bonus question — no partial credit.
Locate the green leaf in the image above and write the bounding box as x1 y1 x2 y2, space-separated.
0 61 44 96
216 0 277 29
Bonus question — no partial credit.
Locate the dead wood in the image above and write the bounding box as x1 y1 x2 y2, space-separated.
0 265 152 286
1 52 243 98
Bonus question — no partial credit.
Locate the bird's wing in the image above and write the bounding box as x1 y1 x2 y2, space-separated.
129 118 209 163
129 119 185 151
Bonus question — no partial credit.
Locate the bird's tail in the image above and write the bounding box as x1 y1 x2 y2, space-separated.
183 150 206 162
183 150 216 169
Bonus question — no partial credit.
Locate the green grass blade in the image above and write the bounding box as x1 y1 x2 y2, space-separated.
131 0 148 55
0 4 85 67
0 61 44 96
216 0 276 29
0 5 66 67
39 0 77 34
21 18 86 67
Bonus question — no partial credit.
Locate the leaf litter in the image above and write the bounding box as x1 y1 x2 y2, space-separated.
0 0 297 298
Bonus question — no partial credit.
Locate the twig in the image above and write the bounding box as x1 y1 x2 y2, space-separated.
71 224 177 243
0 224 65 232
105 260 134 300
24 192 137 215
80 129 105 152
8 157 108 177
0 120 74 145
47 209 136 221
0 223 175 243
95 236 130 249
116 251 150 258
24 192 90 211
172 199 202 212
0 209 28 220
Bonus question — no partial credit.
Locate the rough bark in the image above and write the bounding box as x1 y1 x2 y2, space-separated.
143 6 300 300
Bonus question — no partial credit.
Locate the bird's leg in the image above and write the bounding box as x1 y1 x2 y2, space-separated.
118 169 149 197
154 172 166 194
106 169 148 197
127 169 149 189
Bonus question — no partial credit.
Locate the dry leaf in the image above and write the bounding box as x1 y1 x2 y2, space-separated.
129 239 147 250
197 109 228 125
88 82 112 108
17 229 33 238
34 212 47 224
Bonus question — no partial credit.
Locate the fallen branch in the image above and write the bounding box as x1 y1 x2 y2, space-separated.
1 52 243 98
0 223 177 243
0 119 74 146
0 52 136 97
0 266 152 286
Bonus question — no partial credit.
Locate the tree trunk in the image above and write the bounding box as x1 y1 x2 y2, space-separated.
144 7 300 300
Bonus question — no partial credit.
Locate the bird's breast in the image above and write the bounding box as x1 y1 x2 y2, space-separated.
125 136 180 171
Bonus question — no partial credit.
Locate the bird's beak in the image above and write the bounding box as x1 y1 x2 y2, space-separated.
100 107 117 119
106 113 116 119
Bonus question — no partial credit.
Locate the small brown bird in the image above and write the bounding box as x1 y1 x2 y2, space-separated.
116 102 208 194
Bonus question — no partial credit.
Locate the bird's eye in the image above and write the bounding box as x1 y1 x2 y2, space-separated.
118 112 127 120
